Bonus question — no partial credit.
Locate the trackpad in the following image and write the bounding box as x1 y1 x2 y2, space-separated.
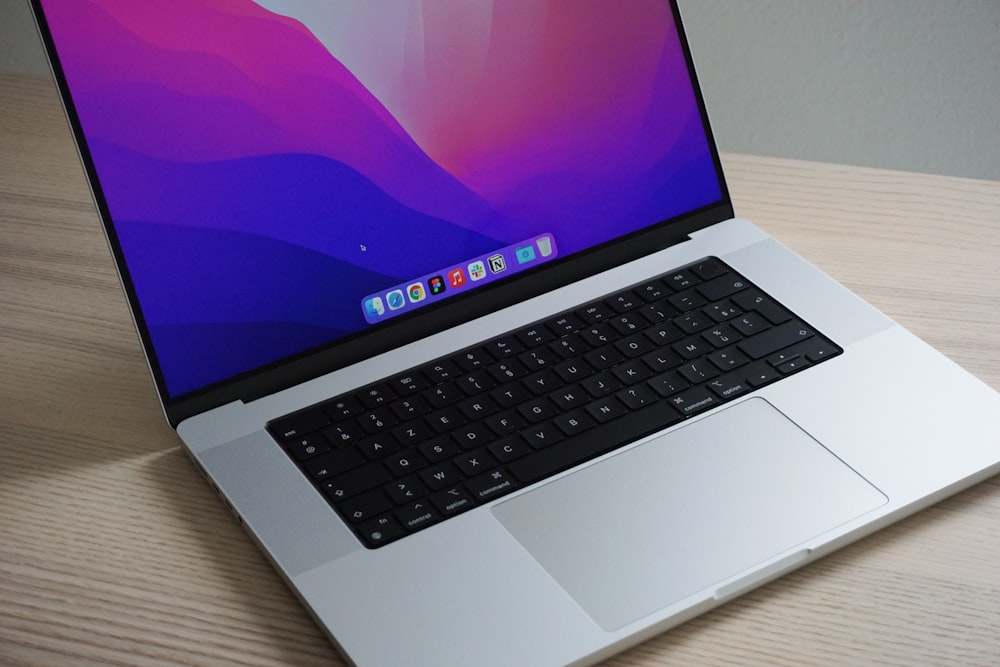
492 398 886 631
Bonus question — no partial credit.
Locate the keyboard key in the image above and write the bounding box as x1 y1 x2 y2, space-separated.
669 289 706 312
388 371 430 395
517 397 560 423
614 334 656 358
270 409 329 441
516 325 554 347
488 437 532 463
424 384 465 409
357 435 399 460
395 501 440 532
689 257 728 281
304 446 365 481
678 359 720 383
358 407 397 434
647 370 689 397
421 359 461 382
485 336 524 358
466 468 518 502
737 320 815 360
485 411 527 435
745 361 781 387
323 465 392 501
419 462 463 490
340 489 392 524
284 433 329 461
390 395 429 421
546 313 586 335
731 311 772 336
385 450 426 476
666 386 718 416
426 408 466 433
457 395 500 420
455 370 497 395
358 383 396 409
581 373 621 397
455 347 495 371
385 476 428 504
585 397 628 423
697 274 749 301
707 374 752 400
451 423 494 450
322 395 364 421
708 347 750 372
732 289 793 324
520 423 565 449
418 438 459 463
322 420 366 445
430 487 476 516
552 411 596 436
664 269 700 290
453 448 498 476
616 383 659 409
576 302 614 323
612 357 654 385
358 514 405 548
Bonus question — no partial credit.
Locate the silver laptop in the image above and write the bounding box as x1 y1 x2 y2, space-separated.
31 1 1000 665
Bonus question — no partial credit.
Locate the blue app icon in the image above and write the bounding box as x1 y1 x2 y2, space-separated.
386 289 406 311
515 245 537 264
364 296 385 318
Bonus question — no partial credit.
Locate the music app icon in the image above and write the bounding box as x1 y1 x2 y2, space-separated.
448 268 466 288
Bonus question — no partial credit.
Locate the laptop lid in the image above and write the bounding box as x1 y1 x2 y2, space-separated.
32 0 732 426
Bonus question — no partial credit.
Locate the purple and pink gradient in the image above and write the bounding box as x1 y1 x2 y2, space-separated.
41 0 722 397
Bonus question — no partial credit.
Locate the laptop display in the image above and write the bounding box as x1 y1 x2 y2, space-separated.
42 0 723 399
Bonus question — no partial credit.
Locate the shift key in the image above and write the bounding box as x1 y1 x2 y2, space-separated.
737 320 815 360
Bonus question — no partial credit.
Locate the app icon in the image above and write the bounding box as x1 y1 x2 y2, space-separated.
429 275 446 295
468 260 487 281
386 289 406 310
407 282 426 303
536 236 553 257
515 245 537 264
363 296 385 318
487 254 507 274
448 267 466 288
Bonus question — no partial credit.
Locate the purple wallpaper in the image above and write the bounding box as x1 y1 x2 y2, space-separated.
41 0 722 397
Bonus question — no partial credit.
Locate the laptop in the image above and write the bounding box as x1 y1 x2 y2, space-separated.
30 1 1000 665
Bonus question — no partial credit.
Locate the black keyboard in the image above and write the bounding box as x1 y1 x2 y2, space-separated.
267 257 841 548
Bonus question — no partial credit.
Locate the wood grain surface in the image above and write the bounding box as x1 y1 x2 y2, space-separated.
2 70 999 666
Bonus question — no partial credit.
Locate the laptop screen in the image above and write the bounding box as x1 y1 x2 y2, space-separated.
39 0 723 400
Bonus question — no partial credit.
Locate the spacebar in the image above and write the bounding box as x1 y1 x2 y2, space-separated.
508 404 684 485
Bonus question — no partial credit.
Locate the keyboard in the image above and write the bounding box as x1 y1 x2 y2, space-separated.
267 257 841 548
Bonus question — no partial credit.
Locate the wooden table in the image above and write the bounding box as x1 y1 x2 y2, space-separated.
2 69 999 666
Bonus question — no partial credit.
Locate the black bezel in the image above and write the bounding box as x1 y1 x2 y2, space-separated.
29 0 733 427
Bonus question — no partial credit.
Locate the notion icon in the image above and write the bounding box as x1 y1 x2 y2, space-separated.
487 254 507 274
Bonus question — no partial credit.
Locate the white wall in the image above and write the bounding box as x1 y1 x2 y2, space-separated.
3 0 998 180
679 0 1000 180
